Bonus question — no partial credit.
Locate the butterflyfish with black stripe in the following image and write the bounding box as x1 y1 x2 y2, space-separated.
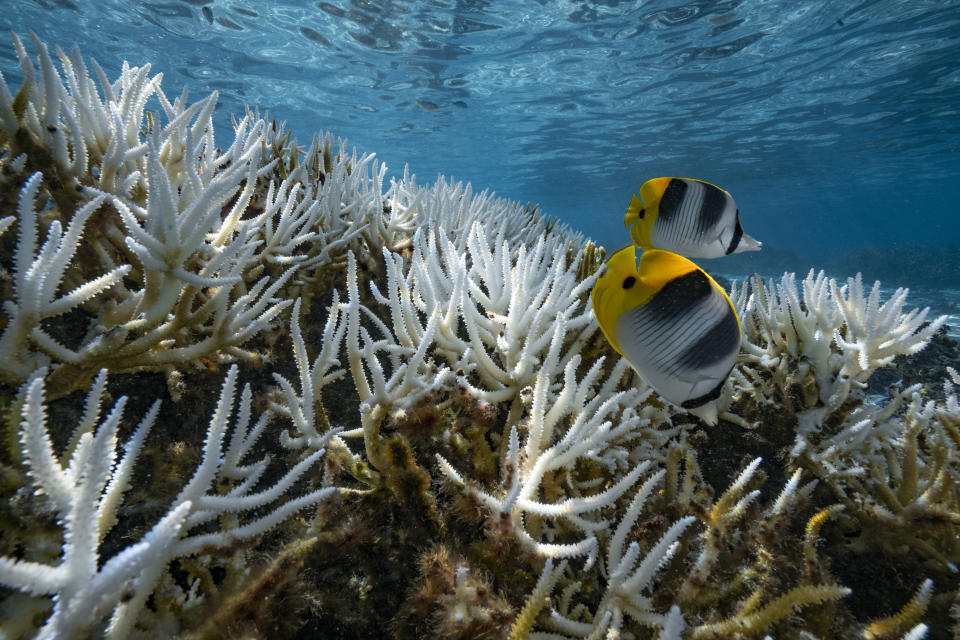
591 245 741 425
625 177 761 259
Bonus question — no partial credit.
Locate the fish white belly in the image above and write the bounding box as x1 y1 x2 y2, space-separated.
613 283 739 407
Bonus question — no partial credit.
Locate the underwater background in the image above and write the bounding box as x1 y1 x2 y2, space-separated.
2 1 960 639
2 0 959 256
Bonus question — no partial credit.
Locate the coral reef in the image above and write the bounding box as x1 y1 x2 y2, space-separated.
1 33 958 639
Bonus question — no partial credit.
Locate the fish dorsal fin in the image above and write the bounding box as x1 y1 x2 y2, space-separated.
606 244 639 274
685 177 728 193
636 249 698 294
638 177 673 209
638 249 741 334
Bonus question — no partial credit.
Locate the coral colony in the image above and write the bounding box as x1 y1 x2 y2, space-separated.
0 32 957 639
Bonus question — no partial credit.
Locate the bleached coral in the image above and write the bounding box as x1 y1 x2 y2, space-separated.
346 220 602 413
312 208 665 564
0 33 387 394
2 32 150 190
385 170 582 251
0 172 129 381
732 270 946 412
269 296 349 449
536 470 695 638
727 270 960 571
0 366 333 639
437 331 660 563
511 455 859 640
794 373 960 570
2 31 957 639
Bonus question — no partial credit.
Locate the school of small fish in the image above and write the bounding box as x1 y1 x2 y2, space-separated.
592 177 760 425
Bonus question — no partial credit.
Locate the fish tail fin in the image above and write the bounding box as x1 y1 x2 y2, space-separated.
626 193 655 248
687 401 718 426
624 193 644 229
734 233 762 253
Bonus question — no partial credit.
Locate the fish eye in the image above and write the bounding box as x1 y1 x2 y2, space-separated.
622 276 636 289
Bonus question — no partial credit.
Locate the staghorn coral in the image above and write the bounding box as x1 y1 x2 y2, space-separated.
1 32 958 639
0 365 333 639
0 173 130 381
729 270 946 415
0 34 387 397
727 272 960 580
862 578 933 639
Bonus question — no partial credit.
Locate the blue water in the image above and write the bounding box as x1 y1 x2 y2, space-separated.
1 0 959 255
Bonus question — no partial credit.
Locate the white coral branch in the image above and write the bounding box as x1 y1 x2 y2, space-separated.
541 470 695 639
438 314 656 566
0 365 334 639
270 297 347 449
0 173 130 381
736 269 946 411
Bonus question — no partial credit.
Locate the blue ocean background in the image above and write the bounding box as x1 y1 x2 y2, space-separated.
2 0 959 326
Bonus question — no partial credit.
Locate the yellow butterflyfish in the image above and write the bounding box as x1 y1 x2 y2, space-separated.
591 245 741 425
625 177 761 259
